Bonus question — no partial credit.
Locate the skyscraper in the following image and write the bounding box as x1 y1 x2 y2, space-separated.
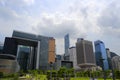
76 38 96 69
106 48 112 69
64 34 70 54
94 40 109 70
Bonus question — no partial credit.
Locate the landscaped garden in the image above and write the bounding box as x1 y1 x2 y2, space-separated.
0 67 120 80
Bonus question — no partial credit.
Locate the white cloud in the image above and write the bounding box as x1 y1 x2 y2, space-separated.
23 0 35 5
0 0 120 55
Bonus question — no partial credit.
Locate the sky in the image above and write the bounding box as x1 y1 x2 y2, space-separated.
0 0 120 55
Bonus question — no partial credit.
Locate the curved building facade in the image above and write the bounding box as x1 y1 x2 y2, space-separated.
94 40 109 70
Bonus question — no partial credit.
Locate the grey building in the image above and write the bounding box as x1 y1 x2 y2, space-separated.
3 30 55 70
106 48 112 70
110 52 119 58
112 56 120 70
76 38 96 69
64 53 70 61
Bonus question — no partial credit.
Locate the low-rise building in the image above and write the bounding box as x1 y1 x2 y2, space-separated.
0 54 20 74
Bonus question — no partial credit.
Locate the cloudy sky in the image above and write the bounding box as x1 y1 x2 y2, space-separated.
0 0 120 55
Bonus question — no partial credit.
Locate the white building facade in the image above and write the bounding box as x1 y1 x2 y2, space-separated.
68 47 80 70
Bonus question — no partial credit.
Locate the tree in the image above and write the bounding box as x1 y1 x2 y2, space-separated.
58 67 67 77
115 70 120 79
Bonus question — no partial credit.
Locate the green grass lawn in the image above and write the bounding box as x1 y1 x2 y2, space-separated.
71 77 90 80
98 78 120 80
1 75 120 80
0 74 47 80
35 74 47 80
70 77 120 80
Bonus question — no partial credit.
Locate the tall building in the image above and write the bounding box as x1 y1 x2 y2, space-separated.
3 30 56 70
76 38 96 69
64 34 70 54
106 48 120 70
112 56 120 70
94 40 109 70
68 47 80 70
48 37 55 63
106 48 112 69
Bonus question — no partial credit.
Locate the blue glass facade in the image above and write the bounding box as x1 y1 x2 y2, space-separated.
94 40 109 70
64 34 70 54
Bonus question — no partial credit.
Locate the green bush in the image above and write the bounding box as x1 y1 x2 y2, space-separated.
13 73 19 80
115 70 120 79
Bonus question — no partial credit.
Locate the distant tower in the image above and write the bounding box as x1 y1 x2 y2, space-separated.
76 38 96 69
94 40 109 70
106 48 112 69
64 34 70 54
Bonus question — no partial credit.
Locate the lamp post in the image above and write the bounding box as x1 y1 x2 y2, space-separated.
99 58 106 80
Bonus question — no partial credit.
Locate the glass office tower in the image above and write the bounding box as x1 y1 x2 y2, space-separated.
94 40 109 70
64 34 70 54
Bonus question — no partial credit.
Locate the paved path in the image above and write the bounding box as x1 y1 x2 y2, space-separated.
90 78 97 80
